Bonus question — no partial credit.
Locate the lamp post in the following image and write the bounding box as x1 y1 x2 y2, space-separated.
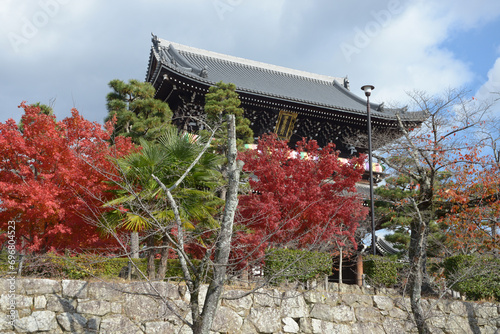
361 85 376 256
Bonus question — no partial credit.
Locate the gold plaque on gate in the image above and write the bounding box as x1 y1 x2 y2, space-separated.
274 110 297 141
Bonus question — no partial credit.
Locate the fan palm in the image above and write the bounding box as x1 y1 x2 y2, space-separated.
104 127 224 279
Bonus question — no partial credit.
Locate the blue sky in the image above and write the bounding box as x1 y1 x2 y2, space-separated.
0 0 499 124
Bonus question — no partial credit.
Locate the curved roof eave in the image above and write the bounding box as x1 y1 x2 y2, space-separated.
159 62 425 122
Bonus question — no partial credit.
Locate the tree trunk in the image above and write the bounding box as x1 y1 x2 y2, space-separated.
408 211 431 334
131 231 139 258
157 236 169 280
338 247 343 284
193 114 240 334
146 235 156 280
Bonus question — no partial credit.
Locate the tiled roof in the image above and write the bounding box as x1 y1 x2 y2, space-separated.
375 236 401 256
149 36 427 122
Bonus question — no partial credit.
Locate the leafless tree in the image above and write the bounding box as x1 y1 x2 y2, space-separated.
370 88 493 334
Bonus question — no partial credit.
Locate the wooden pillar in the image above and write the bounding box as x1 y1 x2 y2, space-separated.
357 253 364 287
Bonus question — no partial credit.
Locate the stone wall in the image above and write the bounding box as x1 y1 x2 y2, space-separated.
0 278 499 333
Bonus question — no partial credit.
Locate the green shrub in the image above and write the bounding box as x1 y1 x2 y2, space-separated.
264 248 332 284
364 255 404 287
443 254 500 301
0 251 187 281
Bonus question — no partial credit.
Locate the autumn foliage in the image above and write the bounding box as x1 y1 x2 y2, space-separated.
0 103 134 253
235 134 368 261
438 154 500 253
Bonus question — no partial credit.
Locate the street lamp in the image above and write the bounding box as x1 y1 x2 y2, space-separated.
361 85 376 256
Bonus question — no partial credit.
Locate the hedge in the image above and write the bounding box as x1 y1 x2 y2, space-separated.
264 248 332 284
443 254 500 301
363 254 405 287
0 252 186 280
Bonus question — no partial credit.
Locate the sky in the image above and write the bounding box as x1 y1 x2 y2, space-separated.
1 0 500 125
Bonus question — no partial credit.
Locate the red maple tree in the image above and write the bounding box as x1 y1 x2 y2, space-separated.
0 102 134 253
235 134 368 262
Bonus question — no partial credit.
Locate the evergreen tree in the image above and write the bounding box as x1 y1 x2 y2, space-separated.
105 79 172 143
203 81 253 153
375 171 448 257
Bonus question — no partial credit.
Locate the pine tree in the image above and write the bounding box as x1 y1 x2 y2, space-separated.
203 81 253 153
105 79 172 143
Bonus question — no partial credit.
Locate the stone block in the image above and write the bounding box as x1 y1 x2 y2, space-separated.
342 293 373 307
56 312 87 332
162 282 181 300
327 282 339 292
99 315 142 334
324 292 341 306
394 296 411 312
123 294 161 322
373 295 394 311
310 303 354 323
247 307 281 333
299 317 313 333
445 314 475 334
86 316 100 331
34 295 47 309
281 290 307 318
479 326 499 334
87 282 124 302
22 278 61 295
212 306 243 333
144 321 176 334
111 301 122 314
240 319 257 334
474 304 498 318
253 288 280 307
448 301 466 315
46 294 76 313
0 312 15 332
382 318 407 334
338 283 361 294
127 281 178 300
77 300 111 316
351 322 385 334
303 290 327 304
428 313 447 329
32 311 57 331
354 306 382 323
361 286 376 295
311 318 322 334
0 278 19 295
388 306 409 320
14 315 38 333
0 295 32 312
282 317 299 333
62 280 88 299
221 289 253 316
311 319 352 334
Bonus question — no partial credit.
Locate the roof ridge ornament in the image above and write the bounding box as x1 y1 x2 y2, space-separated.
200 66 208 78
152 33 159 49
344 75 350 90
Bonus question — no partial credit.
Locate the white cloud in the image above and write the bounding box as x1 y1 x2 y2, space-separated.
314 0 500 106
476 57 500 117
0 0 97 58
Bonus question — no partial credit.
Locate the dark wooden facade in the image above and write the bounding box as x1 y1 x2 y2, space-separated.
145 35 427 158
